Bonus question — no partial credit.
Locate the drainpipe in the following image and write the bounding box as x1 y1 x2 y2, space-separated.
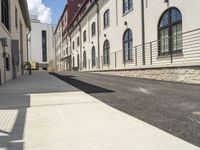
3 46 6 83
95 0 100 69
26 29 31 63
141 0 146 65
0 38 7 83
60 35 62 71
69 35 72 71
78 24 83 70
54 34 57 72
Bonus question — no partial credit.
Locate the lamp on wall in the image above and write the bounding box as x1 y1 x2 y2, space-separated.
104 34 106 37
164 0 168 3
0 38 8 58
0 38 8 47
124 21 128 26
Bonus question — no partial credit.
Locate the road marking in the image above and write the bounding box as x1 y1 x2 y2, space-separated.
187 116 200 125
129 87 153 95
139 87 151 95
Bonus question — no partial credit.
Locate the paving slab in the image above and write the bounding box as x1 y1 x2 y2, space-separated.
0 71 199 150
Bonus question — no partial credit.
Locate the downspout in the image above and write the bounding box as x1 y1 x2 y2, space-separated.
59 35 62 71
3 46 6 83
0 38 7 83
54 37 57 71
78 24 83 71
95 0 100 69
26 29 31 63
69 35 72 71
141 0 146 65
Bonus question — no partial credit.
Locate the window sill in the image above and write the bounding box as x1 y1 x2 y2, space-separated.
123 59 134 63
103 63 110 66
157 51 183 59
123 8 134 17
104 25 110 30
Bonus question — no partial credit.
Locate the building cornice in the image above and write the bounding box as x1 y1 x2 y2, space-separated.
19 0 31 30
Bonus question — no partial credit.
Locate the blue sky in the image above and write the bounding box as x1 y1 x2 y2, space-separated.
27 0 67 25
43 0 67 25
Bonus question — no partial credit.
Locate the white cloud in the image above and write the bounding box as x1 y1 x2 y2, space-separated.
27 0 52 24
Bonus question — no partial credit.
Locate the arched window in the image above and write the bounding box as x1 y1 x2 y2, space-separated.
77 54 79 68
91 22 96 36
103 40 110 64
123 0 133 14
123 29 133 61
83 30 87 42
104 10 110 28
91 46 96 67
83 51 87 68
158 7 182 55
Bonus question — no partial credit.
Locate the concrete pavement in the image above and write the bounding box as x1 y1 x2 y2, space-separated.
53 71 200 146
0 71 199 150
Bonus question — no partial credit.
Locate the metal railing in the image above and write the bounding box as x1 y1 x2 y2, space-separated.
82 28 200 71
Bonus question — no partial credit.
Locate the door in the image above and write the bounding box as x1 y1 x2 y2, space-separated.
11 40 19 79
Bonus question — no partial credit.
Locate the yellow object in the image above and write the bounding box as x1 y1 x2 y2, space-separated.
29 61 38 70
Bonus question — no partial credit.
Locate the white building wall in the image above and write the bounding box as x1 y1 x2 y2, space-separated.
0 0 30 84
28 21 55 69
64 0 200 72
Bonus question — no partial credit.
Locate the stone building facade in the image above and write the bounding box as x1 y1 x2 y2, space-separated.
56 0 200 83
0 0 31 85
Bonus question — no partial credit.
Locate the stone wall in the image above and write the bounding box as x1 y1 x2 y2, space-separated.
93 67 200 85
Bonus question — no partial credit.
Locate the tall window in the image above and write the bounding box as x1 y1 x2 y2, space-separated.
73 56 75 67
103 40 110 64
77 54 79 68
15 7 18 29
104 10 110 28
42 30 47 62
77 36 80 46
123 0 133 14
91 22 96 36
83 30 87 42
72 41 75 49
158 8 182 55
91 46 96 67
1 0 9 30
83 51 87 68
123 29 133 61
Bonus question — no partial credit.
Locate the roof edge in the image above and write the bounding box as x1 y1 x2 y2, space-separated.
19 0 31 30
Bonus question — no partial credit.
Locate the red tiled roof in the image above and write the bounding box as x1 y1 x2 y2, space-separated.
67 0 85 26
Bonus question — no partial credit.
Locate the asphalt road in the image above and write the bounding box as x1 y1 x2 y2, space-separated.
51 71 200 147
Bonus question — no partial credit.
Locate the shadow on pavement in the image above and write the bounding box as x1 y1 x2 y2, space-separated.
50 73 114 94
0 71 81 150
0 95 30 150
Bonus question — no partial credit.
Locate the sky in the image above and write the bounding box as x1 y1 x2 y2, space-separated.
27 0 67 25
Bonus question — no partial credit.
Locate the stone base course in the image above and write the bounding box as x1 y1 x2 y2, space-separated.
94 67 200 85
